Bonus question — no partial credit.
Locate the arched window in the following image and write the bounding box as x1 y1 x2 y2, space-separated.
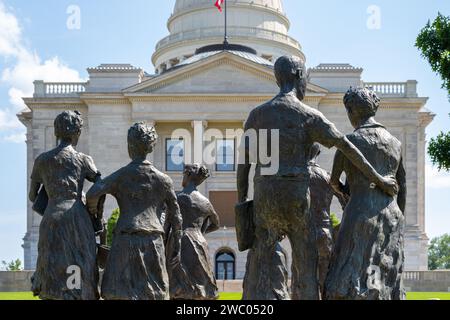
215 250 236 280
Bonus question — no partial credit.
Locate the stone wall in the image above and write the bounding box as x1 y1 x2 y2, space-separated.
2 271 450 294
0 271 33 292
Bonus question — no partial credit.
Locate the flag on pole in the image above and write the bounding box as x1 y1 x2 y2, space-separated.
215 0 224 12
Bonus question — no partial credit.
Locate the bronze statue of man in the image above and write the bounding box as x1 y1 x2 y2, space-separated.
307 143 347 296
86 122 182 300
237 56 399 300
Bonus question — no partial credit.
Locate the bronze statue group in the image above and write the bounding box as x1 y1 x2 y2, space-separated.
29 55 406 301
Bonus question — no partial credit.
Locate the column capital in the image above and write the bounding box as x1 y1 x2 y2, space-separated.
191 120 208 129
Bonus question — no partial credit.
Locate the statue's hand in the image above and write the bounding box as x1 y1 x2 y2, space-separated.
169 231 182 267
88 205 98 217
375 176 399 196
239 195 249 203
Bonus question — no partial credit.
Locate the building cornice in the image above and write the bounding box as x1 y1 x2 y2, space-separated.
152 35 304 66
23 97 86 110
167 3 291 32
80 93 131 105
125 93 274 103
319 94 429 109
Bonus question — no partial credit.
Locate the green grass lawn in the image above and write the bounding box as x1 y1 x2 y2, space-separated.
406 292 450 300
0 292 39 300
1 292 449 301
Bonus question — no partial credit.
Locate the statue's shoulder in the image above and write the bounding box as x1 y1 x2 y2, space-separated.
34 147 62 164
77 151 96 166
248 100 271 117
177 192 193 206
300 102 325 118
309 164 331 181
152 168 175 188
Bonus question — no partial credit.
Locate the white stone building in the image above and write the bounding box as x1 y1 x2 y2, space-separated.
18 0 433 277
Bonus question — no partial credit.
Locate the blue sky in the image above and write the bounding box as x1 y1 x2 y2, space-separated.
0 0 449 265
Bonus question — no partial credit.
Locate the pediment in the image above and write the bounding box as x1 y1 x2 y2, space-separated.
124 51 328 95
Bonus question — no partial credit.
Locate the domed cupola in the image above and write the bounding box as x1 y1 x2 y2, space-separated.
152 0 305 74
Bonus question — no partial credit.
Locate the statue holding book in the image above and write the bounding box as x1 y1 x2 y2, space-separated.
29 111 101 300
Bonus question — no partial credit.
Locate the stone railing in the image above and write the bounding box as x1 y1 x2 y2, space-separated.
33 80 87 98
155 26 301 52
403 271 450 292
364 80 418 98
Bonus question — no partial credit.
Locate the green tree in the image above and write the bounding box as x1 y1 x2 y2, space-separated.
330 213 341 229
416 13 450 172
1 259 23 271
107 208 120 247
416 13 450 98
428 234 450 270
428 130 450 171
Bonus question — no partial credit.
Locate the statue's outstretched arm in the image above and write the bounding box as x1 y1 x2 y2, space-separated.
310 113 398 197
330 150 349 208
86 175 115 217
165 185 183 266
204 205 220 234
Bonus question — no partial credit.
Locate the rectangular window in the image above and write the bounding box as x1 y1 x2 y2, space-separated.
216 139 235 172
166 139 185 172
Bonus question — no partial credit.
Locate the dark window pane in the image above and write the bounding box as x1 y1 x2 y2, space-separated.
216 251 236 280
166 139 184 171
216 140 235 172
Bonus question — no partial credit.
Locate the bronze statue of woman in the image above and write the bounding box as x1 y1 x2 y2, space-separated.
87 122 182 300
167 164 220 300
29 111 100 300
324 87 406 300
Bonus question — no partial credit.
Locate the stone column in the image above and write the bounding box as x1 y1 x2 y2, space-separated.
23 121 35 270
192 120 207 164
192 121 208 195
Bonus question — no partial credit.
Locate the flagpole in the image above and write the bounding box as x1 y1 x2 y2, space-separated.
224 0 229 46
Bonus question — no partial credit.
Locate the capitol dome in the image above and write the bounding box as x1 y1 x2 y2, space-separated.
152 0 305 73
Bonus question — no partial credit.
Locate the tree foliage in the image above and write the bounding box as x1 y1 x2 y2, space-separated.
1 259 23 271
428 234 450 270
429 130 450 171
416 13 450 172
416 12 450 98
330 213 341 229
107 208 120 247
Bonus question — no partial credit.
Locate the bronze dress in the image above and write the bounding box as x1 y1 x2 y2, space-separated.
167 189 219 300
87 161 182 300
31 145 100 300
324 123 406 300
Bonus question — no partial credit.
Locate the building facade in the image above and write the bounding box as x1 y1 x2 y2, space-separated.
19 0 433 276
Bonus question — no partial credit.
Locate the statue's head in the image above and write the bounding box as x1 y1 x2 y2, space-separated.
344 87 380 129
308 143 321 164
182 164 210 188
127 122 158 160
274 56 307 100
54 110 83 146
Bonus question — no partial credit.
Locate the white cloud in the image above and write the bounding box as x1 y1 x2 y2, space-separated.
0 2 21 57
0 1 83 142
426 163 450 189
